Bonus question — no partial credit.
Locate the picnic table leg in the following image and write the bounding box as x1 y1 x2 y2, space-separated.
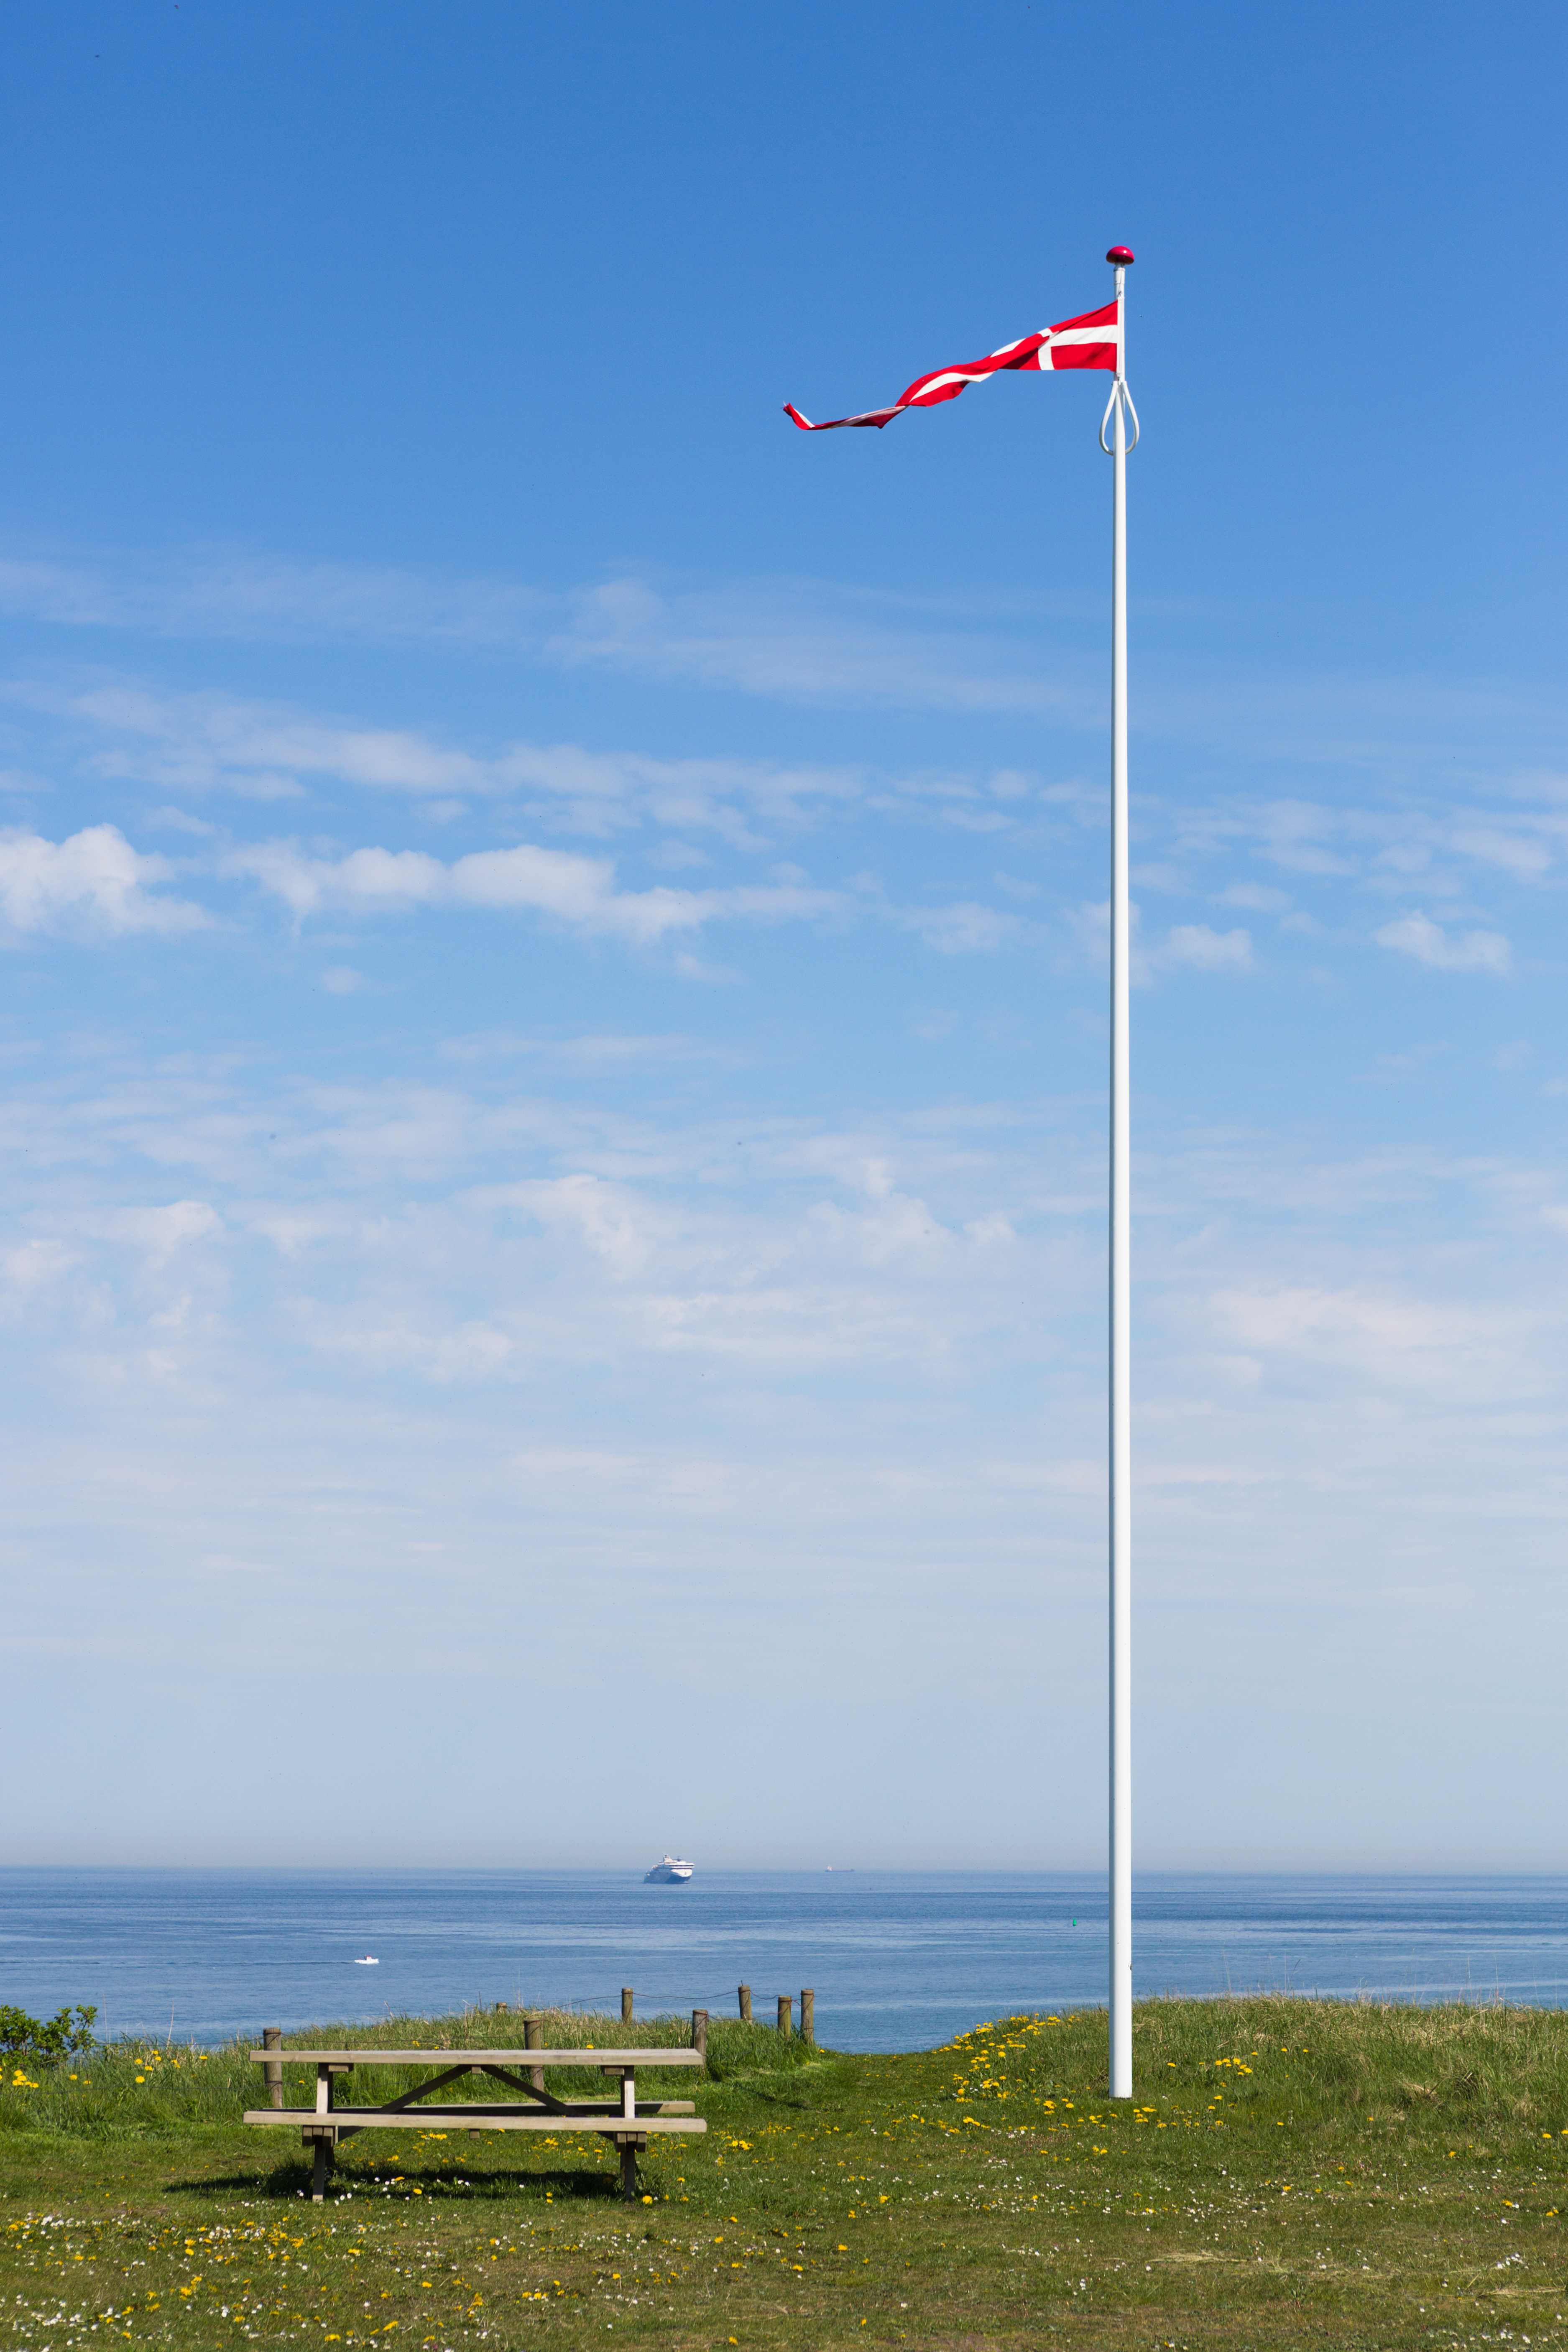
309 2063 338 2201
618 2141 638 2201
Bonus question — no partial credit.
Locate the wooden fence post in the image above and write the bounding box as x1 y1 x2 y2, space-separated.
738 1984 751 2023
525 2013 544 2093
777 1995 793 2040
800 1989 815 2046
622 1987 634 2025
263 2025 283 2110
690 2008 708 2067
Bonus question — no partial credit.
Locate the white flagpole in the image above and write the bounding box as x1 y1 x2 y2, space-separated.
1101 245 1138 2102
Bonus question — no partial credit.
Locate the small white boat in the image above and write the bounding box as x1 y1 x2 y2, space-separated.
644 1855 693 1884
353 1954 380 1965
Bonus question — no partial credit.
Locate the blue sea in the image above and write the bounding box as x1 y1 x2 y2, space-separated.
3 1870 1568 2053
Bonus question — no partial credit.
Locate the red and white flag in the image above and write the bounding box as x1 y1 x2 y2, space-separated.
784 299 1120 432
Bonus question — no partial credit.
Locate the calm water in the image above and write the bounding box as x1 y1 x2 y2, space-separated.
3 1870 1568 2053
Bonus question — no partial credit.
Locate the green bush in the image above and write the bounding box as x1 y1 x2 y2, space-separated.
0 2003 97 2063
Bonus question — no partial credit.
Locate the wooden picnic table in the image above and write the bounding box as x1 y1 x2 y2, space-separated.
245 2044 707 2201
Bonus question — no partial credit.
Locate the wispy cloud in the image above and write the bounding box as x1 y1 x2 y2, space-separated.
8 543 1568 783
1374 910 1512 975
0 548 1088 715
18 680 1076 858
0 549 552 652
36 681 873 838
225 837 845 945
3 578 1565 996
1159 922 1254 974
897 900 1021 953
543 576 1082 714
1208 1281 1527 1394
1067 900 1255 982
0 794 1045 962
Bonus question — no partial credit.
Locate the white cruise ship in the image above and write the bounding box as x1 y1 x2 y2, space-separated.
644 1854 693 1884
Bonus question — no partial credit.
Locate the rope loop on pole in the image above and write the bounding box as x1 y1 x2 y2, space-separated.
1099 378 1139 457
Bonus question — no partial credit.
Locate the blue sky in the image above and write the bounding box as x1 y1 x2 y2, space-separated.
2 0 1566 1871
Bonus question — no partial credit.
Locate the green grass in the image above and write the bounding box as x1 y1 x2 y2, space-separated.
5 1994 1568 2347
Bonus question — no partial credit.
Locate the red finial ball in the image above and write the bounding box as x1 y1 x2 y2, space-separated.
1106 245 1135 266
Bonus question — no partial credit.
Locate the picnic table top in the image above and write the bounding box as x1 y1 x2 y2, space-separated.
248 2046 705 2068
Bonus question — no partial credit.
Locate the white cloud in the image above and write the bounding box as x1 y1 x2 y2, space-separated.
1208 1280 1522 1392
1374 911 1511 975
439 1029 732 1070
301 1310 516 1384
20 663 1568 962
0 553 1080 715
1252 800 1354 876
546 576 1080 715
1067 903 1253 983
67 684 486 800
225 837 842 946
1219 882 1291 913
97 1201 222 1262
1161 923 1254 973
1446 826 1553 881
0 1238 77 1293
0 824 207 938
499 1174 665 1280
28 678 1061 850
10 551 1568 811
0 549 552 653
899 901 1019 953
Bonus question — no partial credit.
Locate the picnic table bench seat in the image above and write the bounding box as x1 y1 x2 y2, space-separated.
246 2045 707 2201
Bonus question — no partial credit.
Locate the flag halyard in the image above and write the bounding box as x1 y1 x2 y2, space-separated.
785 300 1119 431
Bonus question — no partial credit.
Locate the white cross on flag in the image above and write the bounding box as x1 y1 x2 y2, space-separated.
784 298 1120 432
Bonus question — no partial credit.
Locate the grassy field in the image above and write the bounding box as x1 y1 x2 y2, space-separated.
5 1994 1568 2349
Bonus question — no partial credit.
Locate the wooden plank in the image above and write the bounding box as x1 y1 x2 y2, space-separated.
522 2099 695 2116
243 2109 705 2134
379 2065 474 2114
247 2048 704 2068
290 2107 691 2126
477 2063 569 2114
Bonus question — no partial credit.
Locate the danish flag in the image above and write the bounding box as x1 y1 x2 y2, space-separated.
784 299 1120 432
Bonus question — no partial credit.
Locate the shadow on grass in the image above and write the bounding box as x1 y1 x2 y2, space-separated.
160 2165 294 2200
165 2156 636 2204
743 2076 844 2114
